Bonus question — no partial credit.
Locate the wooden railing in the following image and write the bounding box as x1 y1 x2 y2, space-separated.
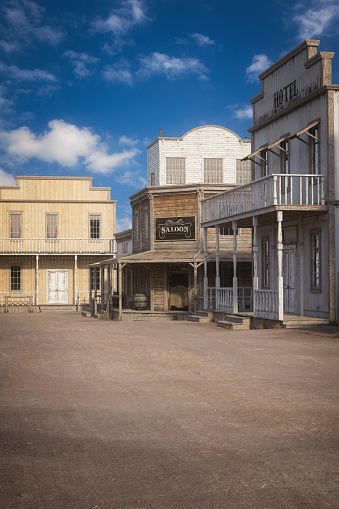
0 238 116 254
254 289 279 320
206 287 252 313
217 287 234 313
0 294 34 312
202 174 325 224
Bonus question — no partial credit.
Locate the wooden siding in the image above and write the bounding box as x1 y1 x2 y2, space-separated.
153 264 167 311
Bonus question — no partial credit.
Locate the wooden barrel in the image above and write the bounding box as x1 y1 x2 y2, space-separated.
134 293 148 310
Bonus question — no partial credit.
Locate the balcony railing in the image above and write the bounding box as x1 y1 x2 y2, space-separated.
0 238 116 254
202 174 325 224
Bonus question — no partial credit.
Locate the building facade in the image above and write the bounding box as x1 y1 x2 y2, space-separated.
201 40 339 324
0 177 116 308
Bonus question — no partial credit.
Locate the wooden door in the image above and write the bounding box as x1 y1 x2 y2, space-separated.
283 247 297 314
47 270 68 304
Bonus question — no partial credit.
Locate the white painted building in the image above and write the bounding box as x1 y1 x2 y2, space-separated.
147 125 251 187
201 40 339 325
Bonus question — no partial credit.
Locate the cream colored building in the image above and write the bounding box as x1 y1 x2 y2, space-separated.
0 176 116 308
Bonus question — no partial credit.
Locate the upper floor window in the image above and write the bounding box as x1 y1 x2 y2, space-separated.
144 210 149 239
89 215 101 239
280 140 290 193
9 213 22 239
309 126 320 174
236 159 251 185
166 157 185 185
310 229 321 292
135 210 139 241
150 172 155 186
260 150 268 178
46 213 58 239
10 265 21 291
204 158 223 183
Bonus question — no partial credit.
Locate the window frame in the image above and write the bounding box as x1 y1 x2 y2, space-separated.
165 157 186 185
262 236 270 289
10 265 21 292
309 126 320 175
280 140 290 193
89 214 101 240
203 158 223 184
236 158 251 185
89 267 101 291
45 213 58 240
9 212 22 239
310 229 321 293
260 149 268 178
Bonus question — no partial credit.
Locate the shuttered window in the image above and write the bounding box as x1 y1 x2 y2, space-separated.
10 213 22 239
166 158 185 184
236 159 251 184
204 158 223 183
46 213 58 239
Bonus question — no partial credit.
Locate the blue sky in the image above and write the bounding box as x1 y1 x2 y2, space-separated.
0 0 339 230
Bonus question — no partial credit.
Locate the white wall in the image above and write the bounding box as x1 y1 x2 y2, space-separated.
147 125 250 186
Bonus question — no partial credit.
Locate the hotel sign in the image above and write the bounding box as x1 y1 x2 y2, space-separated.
273 80 298 109
155 216 195 241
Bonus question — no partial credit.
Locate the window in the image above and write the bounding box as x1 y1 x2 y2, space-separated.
220 227 238 236
89 215 101 239
135 210 139 241
260 150 268 178
310 230 321 292
90 267 100 291
150 172 155 186
144 210 149 239
310 126 320 174
10 265 21 291
236 159 251 184
166 157 185 184
262 237 270 288
280 140 290 193
204 158 223 183
46 213 58 239
9 213 22 239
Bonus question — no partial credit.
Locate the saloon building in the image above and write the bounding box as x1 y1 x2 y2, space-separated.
0 177 116 309
201 40 339 325
112 125 253 318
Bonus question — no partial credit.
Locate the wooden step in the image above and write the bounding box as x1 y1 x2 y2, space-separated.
284 318 330 328
188 314 211 323
216 319 250 331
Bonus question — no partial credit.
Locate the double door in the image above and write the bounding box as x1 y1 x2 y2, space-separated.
47 270 68 304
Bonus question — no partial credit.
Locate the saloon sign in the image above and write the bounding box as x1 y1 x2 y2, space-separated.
155 217 195 241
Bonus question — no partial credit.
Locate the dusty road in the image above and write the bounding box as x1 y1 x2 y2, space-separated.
0 312 338 508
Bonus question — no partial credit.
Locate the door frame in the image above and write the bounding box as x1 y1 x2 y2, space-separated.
46 269 68 304
283 245 298 314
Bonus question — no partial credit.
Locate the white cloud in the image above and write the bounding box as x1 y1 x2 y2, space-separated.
116 169 146 188
233 105 252 120
246 54 272 82
293 1 339 39
0 61 56 82
2 0 64 48
92 0 147 36
102 64 133 85
116 216 132 232
0 85 13 112
0 168 15 185
0 39 18 53
0 119 138 175
64 50 98 78
138 52 208 80
191 33 215 47
118 135 138 146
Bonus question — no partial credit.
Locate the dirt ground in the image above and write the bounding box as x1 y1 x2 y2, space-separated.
0 312 338 508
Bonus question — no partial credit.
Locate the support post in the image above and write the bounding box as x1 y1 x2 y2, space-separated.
252 217 258 316
193 261 198 313
35 255 39 306
215 225 220 310
118 262 123 320
203 227 208 309
299 218 304 316
74 254 78 306
277 211 284 321
232 221 238 314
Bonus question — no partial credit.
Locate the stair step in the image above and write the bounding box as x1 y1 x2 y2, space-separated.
188 315 211 323
284 319 330 328
216 320 250 331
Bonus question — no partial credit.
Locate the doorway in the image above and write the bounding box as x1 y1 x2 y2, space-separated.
283 246 297 314
169 265 188 311
47 270 68 304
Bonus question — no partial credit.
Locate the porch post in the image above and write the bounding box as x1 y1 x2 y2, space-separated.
232 221 238 314
215 225 220 310
299 218 304 316
203 227 208 309
277 211 284 321
74 254 78 305
252 217 258 316
35 255 39 305
193 261 198 313
118 262 123 320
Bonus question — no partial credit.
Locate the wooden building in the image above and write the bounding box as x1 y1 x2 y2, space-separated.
201 40 339 325
0 176 116 309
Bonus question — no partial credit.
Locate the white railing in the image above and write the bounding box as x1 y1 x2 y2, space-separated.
202 174 325 224
254 289 279 320
217 287 234 313
0 238 116 254
207 287 216 310
238 287 253 312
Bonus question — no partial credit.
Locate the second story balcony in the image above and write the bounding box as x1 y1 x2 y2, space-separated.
0 238 116 255
201 173 326 226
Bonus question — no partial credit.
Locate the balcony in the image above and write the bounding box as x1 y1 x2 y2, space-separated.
0 238 116 255
201 174 325 226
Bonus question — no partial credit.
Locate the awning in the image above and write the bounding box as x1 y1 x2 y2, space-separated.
295 120 320 143
243 145 268 165
267 134 290 155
